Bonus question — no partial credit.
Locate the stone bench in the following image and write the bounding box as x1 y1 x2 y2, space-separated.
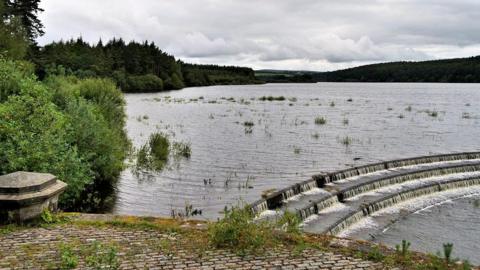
0 172 67 223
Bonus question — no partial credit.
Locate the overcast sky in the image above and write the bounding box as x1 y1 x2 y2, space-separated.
38 0 480 71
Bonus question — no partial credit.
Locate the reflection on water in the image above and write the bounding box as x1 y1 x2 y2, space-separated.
112 83 480 219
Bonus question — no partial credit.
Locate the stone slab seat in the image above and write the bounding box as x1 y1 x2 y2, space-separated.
0 172 67 222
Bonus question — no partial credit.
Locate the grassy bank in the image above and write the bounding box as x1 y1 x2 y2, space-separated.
1 209 475 270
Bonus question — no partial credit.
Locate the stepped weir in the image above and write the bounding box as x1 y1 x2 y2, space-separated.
250 152 480 235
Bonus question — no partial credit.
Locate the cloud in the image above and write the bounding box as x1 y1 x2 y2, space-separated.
38 0 480 70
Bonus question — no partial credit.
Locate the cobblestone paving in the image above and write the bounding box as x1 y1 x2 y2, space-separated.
0 224 388 269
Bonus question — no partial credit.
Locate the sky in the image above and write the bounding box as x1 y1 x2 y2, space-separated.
38 0 480 71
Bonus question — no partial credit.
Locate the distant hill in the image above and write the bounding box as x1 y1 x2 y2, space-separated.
256 56 480 83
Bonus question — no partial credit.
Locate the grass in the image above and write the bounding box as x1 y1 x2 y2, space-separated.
0 211 475 269
427 110 438 117
311 132 320 139
314 116 327 125
330 101 335 107
405 105 413 112
343 118 349 125
340 136 352 146
293 146 301 154
173 142 191 159
135 132 192 172
259 96 286 101
243 121 255 127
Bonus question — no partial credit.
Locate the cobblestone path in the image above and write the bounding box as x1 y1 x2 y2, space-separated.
0 218 387 269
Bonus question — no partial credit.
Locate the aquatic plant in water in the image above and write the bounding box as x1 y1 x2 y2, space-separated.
314 116 327 125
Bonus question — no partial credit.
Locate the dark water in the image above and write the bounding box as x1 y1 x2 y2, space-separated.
112 83 480 221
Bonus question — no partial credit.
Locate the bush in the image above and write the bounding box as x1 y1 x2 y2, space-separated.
208 206 274 254
0 58 35 102
0 75 92 208
48 77 129 210
126 74 164 92
1 63 129 210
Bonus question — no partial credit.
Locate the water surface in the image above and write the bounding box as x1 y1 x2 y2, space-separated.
113 83 480 219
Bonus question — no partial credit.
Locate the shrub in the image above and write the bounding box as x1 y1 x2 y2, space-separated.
0 77 92 208
0 58 35 102
208 206 274 254
45 76 129 210
1 63 129 210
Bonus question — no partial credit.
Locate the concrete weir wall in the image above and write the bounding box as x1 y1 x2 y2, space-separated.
326 176 480 235
250 151 480 216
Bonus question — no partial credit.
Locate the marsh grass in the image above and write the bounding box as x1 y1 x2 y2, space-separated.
173 142 191 159
343 118 349 125
259 96 285 101
340 136 352 146
314 116 327 125
243 121 255 127
135 132 191 172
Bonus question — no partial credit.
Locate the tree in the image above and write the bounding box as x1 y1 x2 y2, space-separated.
0 1 29 59
3 0 44 41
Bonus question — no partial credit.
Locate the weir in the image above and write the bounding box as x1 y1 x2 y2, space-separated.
325 176 480 235
251 152 480 236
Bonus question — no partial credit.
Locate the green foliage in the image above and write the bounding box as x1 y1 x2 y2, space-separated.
84 241 120 270
395 240 411 257
314 116 327 125
135 132 172 172
442 243 454 264
59 243 79 270
0 2 30 60
0 61 128 210
0 58 34 101
243 121 255 127
366 246 385 262
149 132 170 164
277 211 301 235
30 38 258 91
172 142 191 159
208 206 274 255
126 74 163 92
40 209 54 224
0 73 92 207
2 0 44 41
321 56 480 83
340 136 352 146
258 96 286 101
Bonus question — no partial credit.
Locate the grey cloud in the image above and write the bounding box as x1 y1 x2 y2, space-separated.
38 0 480 70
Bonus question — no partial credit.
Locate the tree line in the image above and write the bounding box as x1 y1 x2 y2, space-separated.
258 57 480 83
30 38 260 92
